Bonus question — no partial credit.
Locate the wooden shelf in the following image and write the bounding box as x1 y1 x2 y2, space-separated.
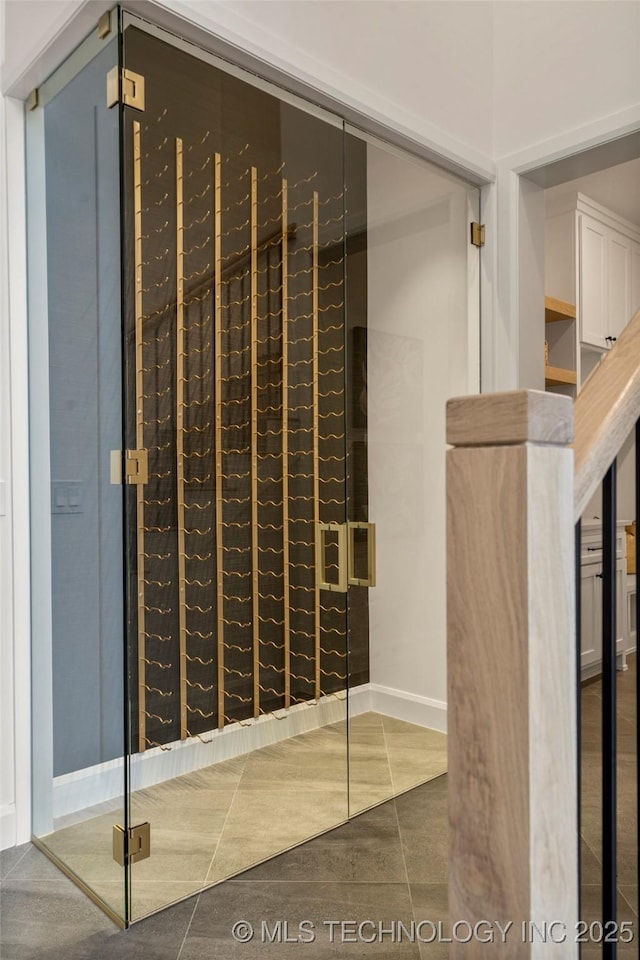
545 364 577 387
545 296 576 323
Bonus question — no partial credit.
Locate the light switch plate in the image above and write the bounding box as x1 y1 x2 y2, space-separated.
51 481 83 515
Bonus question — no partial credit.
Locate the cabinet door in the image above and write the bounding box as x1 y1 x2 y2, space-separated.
579 214 608 350
608 231 631 341
632 241 640 317
616 560 628 654
580 563 602 669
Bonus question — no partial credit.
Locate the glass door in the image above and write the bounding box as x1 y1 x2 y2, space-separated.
26 6 481 929
121 15 350 920
344 130 481 815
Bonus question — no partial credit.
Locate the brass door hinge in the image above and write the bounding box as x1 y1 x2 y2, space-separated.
106 67 145 111
470 222 485 248
110 449 148 484
113 822 150 866
97 11 112 39
126 449 148 484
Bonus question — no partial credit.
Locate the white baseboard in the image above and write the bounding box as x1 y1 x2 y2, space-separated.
51 683 448 825
53 690 358 822
347 683 372 715
0 803 16 850
368 683 448 733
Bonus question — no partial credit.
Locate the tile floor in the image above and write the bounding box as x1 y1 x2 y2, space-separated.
15 713 447 924
580 655 638 954
1 668 639 958
1 776 447 960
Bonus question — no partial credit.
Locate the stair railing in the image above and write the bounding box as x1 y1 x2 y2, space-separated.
446 307 640 957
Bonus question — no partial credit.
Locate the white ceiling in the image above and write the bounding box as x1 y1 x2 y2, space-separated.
545 157 640 229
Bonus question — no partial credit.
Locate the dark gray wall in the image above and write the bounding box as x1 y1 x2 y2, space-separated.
45 41 123 777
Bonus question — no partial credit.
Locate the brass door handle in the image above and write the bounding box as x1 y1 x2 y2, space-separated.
316 522 348 593
348 522 376 587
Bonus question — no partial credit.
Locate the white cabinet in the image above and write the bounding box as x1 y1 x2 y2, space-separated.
579 212 632 349
580 521 628 679
580 562 601 669
579 213 608 349
546 194 640 359
627 578 637 652
608 230 631 341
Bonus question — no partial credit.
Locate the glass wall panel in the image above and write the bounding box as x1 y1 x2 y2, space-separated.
344 133 479 815
121 16 350 920
27 7 481 928
27 19 127 925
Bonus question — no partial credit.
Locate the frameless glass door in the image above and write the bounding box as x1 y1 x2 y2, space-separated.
121 15 351 920
344 131 480 815
27 6 481 929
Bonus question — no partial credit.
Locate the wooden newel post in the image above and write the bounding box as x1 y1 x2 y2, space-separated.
446 390 578 957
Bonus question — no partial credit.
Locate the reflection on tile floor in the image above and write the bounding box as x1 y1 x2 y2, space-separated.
1 774 449 959
33 712 446 921
4 665 637 957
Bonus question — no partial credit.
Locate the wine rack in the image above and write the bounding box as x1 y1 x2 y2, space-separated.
130 114 349 751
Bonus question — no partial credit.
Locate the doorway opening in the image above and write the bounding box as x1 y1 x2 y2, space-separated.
521 128 640 931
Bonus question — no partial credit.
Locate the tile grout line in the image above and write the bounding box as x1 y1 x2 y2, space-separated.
380 718 397 800
385 716 420 951
580 832 602 867
2 844 33 880
227 878 422 885
176 891 202 960
202 756 248 883
617 886 638 920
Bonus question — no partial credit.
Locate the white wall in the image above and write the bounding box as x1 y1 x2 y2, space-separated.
518 177 545 390
493 1 640 160
367 145 473 719
3 1 79 82
1 0 14 849
0 88 31 851
174 0 494 164
0 85 15 849
546 158 640 232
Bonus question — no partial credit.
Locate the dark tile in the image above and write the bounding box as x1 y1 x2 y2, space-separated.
581 837 602 886
0 919 189 960
616 820 638 887
581 883 637 929
0 879 196 960
0 919 119 960
0 879 114 960
395 777 447 884
580 792 603 859
0 879 115 929
237 799 405 883
408 884 449 960
620 885 638 916
0 844 32 880
5 845 68 881
97 896 196 959
182 881 419 958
